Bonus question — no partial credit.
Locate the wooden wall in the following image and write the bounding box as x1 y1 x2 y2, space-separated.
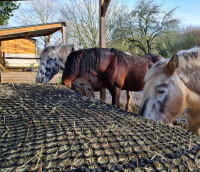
1 39 35 55
1 72 62 83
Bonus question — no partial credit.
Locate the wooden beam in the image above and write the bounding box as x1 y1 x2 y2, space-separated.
99 0 109 101
0 23 64 38
99 0 106 48
61 24 66 45
25 32 32 38
0 28 61 41
101 0 111 17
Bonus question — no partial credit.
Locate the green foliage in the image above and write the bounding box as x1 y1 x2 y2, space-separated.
156 26 200 58
0 1 20 26
179 26 200 50
155 31 181 58
128 0 180 55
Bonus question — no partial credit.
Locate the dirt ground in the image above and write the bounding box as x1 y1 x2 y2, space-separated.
95 89 189 129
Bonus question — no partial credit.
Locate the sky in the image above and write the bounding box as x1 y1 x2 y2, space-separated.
160 0 200 26
125 0 200 26
8 0 200 27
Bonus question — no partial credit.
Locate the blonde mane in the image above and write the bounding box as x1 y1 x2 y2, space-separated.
144 47 200 82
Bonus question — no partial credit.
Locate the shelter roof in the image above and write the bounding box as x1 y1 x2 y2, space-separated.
0 21 66 41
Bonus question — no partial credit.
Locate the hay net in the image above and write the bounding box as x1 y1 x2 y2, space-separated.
0 83 200 172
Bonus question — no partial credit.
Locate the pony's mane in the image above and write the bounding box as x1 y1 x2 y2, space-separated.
111 48 151 66
73 48 132 74
144 60 168 82
144 47 200 82
79 48 102 73
177 47 200 61
66 48 152 76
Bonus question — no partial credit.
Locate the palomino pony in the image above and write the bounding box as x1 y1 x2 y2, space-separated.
62 48 154 107
139 47 200 135
127 53 164 110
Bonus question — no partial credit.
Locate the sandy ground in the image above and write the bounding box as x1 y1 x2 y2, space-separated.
95 89 143 104
95 89 143 112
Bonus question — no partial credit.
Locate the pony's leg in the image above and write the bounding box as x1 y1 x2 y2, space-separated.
187 109 200 136
111 87 121 107
126 91 134 112
100 88 106 101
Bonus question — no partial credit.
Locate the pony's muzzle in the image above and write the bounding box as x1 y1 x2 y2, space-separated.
35 76 44 83
40 77 44 83
138 98 148 116
62 79 72 88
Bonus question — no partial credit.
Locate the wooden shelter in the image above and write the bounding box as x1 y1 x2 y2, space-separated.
0 22 66 68
1 38 37 68
0 22 66 83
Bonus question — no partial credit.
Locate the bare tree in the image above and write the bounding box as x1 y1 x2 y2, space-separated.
127 0 180 54
61 0 99 48
61 0 127 48
14 0 62 47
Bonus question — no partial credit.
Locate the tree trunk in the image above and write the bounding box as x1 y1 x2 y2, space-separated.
147 40 151 54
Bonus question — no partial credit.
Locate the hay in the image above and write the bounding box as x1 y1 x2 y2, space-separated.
0 83 199 171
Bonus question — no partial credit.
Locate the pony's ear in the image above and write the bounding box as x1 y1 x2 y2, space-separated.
77 49 84 60
164 54 179 75
71 47 75 52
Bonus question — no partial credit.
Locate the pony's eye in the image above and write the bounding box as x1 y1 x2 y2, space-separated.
157 90 165 94
156 89 165 97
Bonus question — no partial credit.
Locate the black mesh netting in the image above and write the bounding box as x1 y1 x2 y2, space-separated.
0 83 200 172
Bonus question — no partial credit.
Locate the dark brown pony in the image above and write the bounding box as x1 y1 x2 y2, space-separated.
62 48 153 107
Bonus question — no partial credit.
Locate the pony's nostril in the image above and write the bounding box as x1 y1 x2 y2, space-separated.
40 77 44 83
139 106 145 116
138 98 148 116
67 84 71 88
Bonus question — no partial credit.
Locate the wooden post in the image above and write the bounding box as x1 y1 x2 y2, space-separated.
47 35 50 46
99 0 110 101
0 41 2 65
61 25 66 45
0 41 2 83
45 35 50 47
99 0 106 48
2 52 5 67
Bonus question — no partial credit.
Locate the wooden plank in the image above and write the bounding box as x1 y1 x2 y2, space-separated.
1 72 61 83
2 39 35 55
5 54 36 58
5 57 39 60
25 32 32 38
